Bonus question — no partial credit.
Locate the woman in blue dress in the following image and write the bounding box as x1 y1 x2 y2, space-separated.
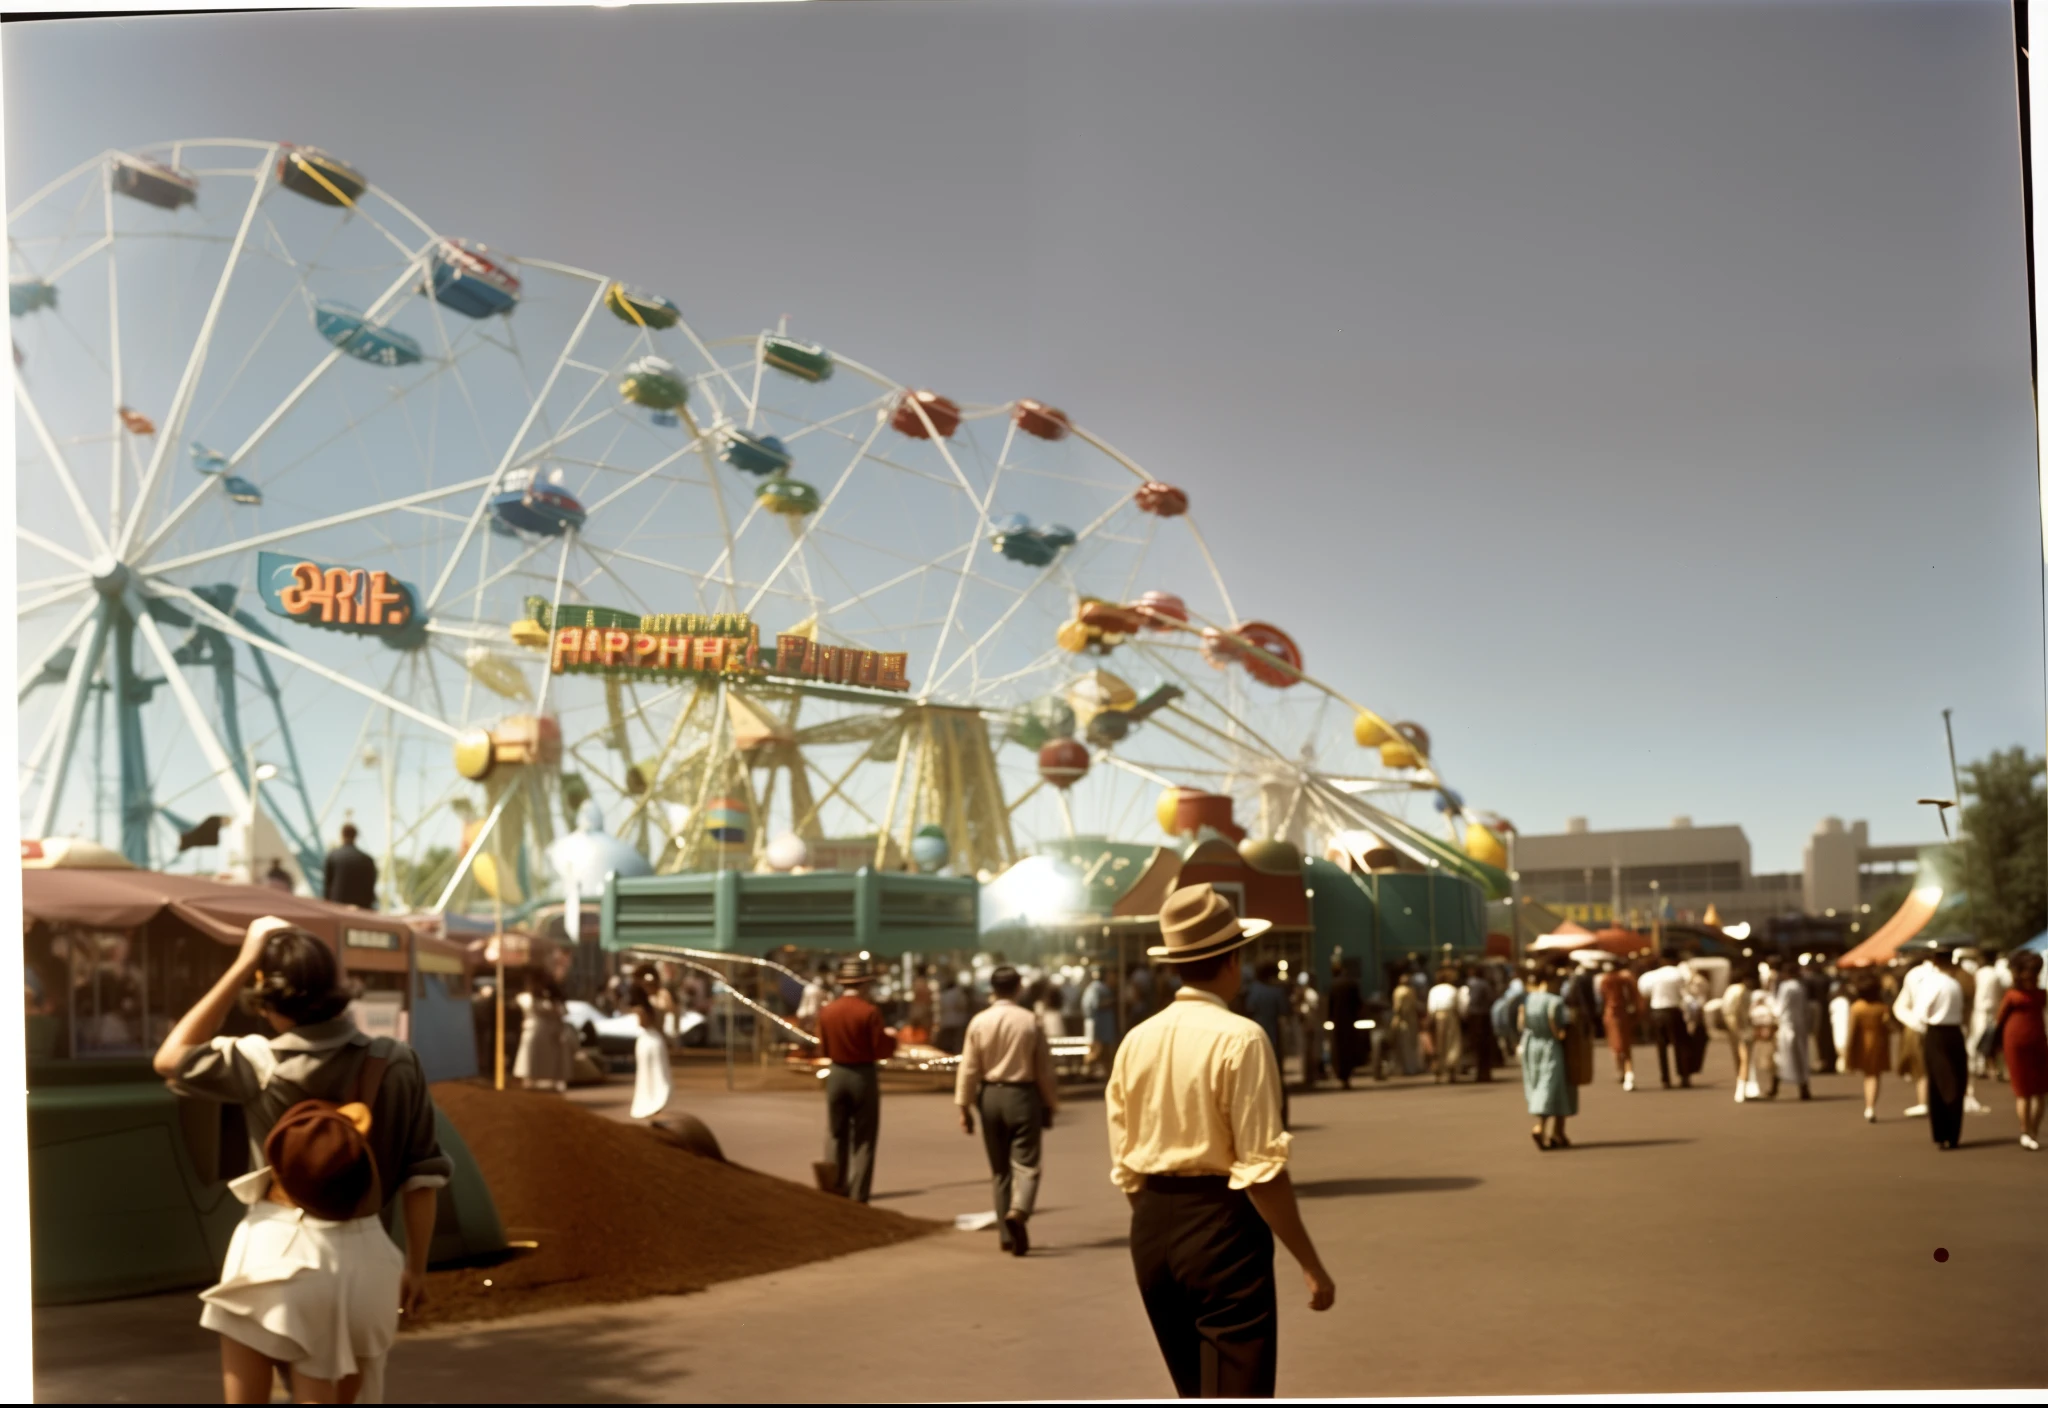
1519 965 1577 1150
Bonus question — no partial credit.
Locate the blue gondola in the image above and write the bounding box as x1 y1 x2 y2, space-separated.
221 476 263 506
10 280 56 318
721 430 792 477
314 301 422 367
989 514 1076 568
1432 788 1465 815
490 468 586 537
650 411 680 429
426 238 521 319
190 442 229 475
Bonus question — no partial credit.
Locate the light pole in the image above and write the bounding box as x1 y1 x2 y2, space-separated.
246 758 278 884
1942 708 1977 942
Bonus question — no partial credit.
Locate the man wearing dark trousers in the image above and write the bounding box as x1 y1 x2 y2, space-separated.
955 965 1058 1255
322 823 378 909
814 957 896 1202
1637 954 1692 1088
1107 885 1335 1398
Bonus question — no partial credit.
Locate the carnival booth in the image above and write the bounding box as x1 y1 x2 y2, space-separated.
21 843 506 1305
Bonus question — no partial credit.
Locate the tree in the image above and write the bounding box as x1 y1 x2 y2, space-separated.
391 845 459 911
1957 747 2048 951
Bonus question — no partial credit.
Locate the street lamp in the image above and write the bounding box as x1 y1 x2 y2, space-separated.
248 761 278 883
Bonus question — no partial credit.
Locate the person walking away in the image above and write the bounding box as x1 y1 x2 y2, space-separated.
1126 963 1155 1028
1722 965 1755 1101
1390 974 1422 1076
956 965 1058 1254
1037 978 1068 1040
1327 960 1365 1089
935 970 970 1055
513 969 571 1093
1682 961 1713 1081
1424 968 1464 1084
1462 964 1496 1083
322 824 378 910
1771 960 1813 1100
1639 953 1691 1089
1893 949 1969 1149
264 859 294 894
628 965 674 1119
906 964 935 1046
1246 960 1294 1127
1519 965 1576 1150
1492 968 1527 1072
1106 885 1334 1398
1846 975 1892 1122
1599 960 1641 1091
1895 959 1930 1116
154 917 447 1404
815 957 897 1200
1295 971 1324 1086
1994 951 2046 1150
1966 954 2011 1115
1082 966 1118 1080
1829 971 1853 1075
1748 977 1779 1099
1800 958 1836 1077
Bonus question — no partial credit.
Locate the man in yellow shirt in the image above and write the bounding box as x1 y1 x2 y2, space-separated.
1107 884 1336 1399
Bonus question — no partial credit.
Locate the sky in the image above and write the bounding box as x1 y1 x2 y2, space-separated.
7 0 2044 874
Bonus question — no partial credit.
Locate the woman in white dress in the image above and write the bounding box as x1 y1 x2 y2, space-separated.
1772 962 1813 1100
1722 968 1755 1102
512 970 571 1092
628 964 674 1120
154 917 448 1404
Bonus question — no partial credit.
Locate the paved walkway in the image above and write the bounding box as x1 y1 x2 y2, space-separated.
35 1051 2047 1400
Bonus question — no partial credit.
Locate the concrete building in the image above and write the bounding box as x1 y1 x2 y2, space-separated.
1511 815 1931 934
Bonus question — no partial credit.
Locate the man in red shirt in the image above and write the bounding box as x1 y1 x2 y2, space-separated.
813 957 897 1202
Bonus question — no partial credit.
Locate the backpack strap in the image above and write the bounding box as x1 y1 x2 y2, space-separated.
352 1036 395 1110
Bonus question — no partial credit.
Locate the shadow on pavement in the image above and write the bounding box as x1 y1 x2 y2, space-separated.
1293 1176 1481 1198
1558 1138 1695 1150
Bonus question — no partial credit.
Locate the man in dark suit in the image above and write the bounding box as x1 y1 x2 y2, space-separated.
323 824 378 909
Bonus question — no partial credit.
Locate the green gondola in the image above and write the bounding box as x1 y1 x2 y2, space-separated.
619 355 688 411
757 476 822 518
605 281 680 331
761 334 833 383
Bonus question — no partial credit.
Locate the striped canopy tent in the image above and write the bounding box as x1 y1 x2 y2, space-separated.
1528 919 1596 954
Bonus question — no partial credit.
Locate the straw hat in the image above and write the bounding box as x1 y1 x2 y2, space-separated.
836 956 877 985
1148 883 1271 963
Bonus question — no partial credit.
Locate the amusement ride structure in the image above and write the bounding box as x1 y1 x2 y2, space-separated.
13 138 1511 901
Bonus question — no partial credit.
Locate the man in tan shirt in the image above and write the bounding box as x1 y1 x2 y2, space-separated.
956 965 1058 1256
1107 884 1334 1399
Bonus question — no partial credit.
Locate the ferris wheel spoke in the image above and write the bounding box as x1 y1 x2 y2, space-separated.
142 473 495 578
740 409 891 617
117 148 275 557
16 597 101 704
425 281 608 612
14 375 113 560
149 581 462 739
18 581 96 618
127 604 253 820
6 148 119 225
17 526 92 573
922 491 1133 700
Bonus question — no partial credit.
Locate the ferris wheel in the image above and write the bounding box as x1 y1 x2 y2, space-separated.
12 137 1502 899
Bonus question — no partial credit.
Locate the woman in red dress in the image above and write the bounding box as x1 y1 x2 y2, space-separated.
1599 961 1641 1091
1997 951 2046 1151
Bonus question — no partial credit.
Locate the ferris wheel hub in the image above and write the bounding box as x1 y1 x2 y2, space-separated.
89 558 130 596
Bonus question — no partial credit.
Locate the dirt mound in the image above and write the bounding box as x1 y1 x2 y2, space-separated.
418 1082 940 1327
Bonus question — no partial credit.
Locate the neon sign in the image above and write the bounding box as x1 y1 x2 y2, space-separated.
533 602 910 693
259 552 421 635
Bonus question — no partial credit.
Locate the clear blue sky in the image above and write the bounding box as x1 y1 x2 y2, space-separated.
8 0 2043 872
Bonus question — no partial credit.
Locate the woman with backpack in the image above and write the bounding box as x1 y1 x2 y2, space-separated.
153 916 450 1404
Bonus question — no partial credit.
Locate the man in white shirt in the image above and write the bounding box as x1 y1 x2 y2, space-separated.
957 965 1059 1256
1893 951 1970 1150
1637 955 1693 1089
1424 970 1466 1084
1966 956 2012 1112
